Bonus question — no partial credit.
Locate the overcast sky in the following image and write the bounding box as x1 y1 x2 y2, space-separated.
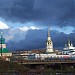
0 0 75 50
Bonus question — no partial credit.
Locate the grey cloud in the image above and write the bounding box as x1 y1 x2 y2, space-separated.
0 0 74 27
0 28 75 50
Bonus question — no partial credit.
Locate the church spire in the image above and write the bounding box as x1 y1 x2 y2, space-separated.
68 36 70 43
48 28 50 37
68 36 71 46
0 32 5 44
46 27 53 53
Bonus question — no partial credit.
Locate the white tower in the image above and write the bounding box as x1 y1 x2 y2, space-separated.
46 28 53 53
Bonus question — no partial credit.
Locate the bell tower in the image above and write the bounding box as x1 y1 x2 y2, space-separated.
0 32 6 49
46 28 53 53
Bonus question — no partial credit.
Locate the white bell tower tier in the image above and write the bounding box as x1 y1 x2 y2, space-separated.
46 28 53 52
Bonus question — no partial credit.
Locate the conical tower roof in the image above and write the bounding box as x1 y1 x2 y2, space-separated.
48 28 50 37
68 36 70 46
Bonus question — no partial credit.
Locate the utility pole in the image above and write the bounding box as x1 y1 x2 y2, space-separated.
0 32 3 57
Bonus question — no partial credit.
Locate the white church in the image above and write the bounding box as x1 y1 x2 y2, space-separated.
62 37 75 55
35 28 57 60
35 28 75 60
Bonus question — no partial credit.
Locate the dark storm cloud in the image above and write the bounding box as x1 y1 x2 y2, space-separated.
6 29 75 50
7 29 47 50
0 0 74 27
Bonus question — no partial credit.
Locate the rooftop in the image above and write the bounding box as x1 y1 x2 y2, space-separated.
0 48 9 53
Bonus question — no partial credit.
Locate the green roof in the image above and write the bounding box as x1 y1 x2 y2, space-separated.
0 48 9 53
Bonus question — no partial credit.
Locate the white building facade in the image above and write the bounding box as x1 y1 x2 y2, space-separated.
62 37 75 55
